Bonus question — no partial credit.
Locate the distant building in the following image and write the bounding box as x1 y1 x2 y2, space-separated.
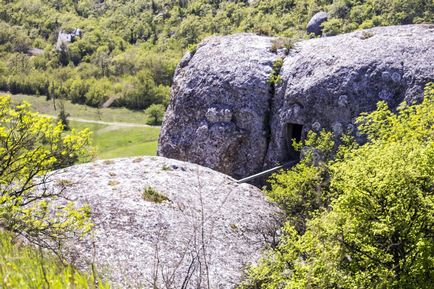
27 48 44 56
56 29 82 51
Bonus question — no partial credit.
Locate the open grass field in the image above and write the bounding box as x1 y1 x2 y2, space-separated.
7 93 147 123
4 93 160 159
71 121 160 159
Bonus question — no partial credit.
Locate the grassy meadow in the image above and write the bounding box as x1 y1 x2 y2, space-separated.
6 93 160 159
71 121 160 159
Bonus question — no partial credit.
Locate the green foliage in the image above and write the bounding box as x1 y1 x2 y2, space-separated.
142 187 170 203
57 102 70 131
242 84 434 288
0 95 92 247
1 0 431 110
267 130 336 232
323 0 434 35
268 58 284 86
0 230 110 288
145 103 166 125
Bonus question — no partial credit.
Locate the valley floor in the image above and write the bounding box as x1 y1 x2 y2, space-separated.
3 93 160 159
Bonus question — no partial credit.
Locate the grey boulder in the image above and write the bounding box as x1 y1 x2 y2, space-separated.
46 157 281 288
306 11 329 36
158 34 280 179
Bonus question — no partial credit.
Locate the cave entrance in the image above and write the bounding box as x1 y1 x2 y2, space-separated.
286 123 303 161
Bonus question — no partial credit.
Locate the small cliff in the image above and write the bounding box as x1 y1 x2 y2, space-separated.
158 25 434 179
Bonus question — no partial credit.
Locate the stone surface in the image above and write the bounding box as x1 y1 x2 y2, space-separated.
158 33 279 179
306 11 329 36
265 25 434 167
158 25 434 179
45 157 281 289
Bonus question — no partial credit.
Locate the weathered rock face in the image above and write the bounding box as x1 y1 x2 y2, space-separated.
158 34 279 179
306 11 329 36
159 25 434 179
46 157 281 288
265 25 434 167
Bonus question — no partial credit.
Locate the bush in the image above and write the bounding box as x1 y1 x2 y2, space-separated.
145 103 166 125
242 84 434 288
0 96 92 248
142 187 169 203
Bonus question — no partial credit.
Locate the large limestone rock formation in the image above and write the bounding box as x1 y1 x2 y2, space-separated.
46 157 281 288
158 25 434 179
266 24 434 167
159 34 279 179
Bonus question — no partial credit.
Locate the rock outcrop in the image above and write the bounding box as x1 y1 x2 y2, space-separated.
159 34 279 179
45 157 281 288
158 25 434 179
306 11 329 36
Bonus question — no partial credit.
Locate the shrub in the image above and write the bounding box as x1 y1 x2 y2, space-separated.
0 96 93 248
268 58 284 86
270 37 295 55
142 187 169 203
145 103 166 125
57 102 70 131
241 84 434 288
322 18 345 36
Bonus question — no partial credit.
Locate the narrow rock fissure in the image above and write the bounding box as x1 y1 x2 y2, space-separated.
261 55 286 173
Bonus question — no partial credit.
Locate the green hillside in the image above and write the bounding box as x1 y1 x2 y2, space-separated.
0 1 433 288
1 0 433 110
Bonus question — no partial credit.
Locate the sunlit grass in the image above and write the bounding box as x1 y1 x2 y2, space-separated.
0 230 110 289
6 94 160 159
70 121 159 159
7 93 147 124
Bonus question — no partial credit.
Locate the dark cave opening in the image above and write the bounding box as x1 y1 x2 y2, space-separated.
285 123 303 161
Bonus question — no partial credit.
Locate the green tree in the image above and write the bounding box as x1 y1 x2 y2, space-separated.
0 96 92 249
145 103 166 125
57 101 70 131
242 84 434 289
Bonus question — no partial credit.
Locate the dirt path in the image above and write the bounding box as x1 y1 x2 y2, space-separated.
41 114 152 128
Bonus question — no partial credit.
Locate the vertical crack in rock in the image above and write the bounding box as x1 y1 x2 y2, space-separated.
262 55 286 173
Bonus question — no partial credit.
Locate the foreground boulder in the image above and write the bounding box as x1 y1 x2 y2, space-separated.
46 157 281 288
158 25 434 179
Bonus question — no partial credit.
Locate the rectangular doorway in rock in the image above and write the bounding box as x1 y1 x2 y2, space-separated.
285 123 303 161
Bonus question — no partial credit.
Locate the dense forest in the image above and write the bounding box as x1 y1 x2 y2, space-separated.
0 0 433 110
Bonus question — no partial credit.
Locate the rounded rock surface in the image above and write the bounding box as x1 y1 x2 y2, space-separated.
306 11 329 36
45 157 281 289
